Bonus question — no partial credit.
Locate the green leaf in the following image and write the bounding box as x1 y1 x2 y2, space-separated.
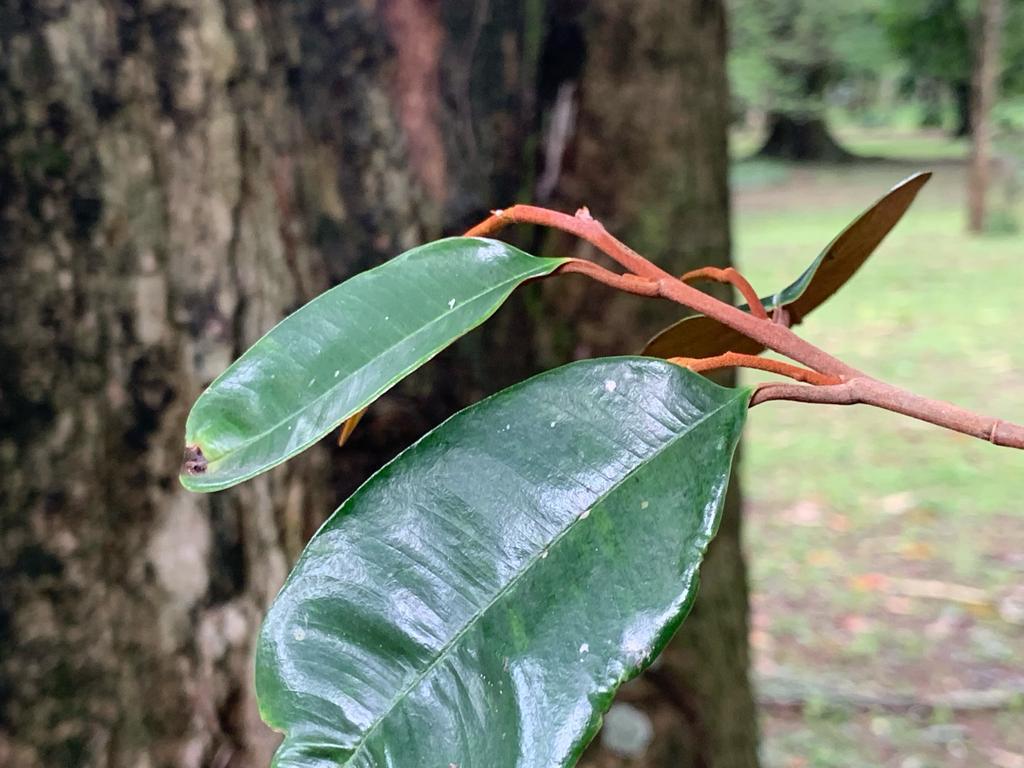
181 237 566 492
257 357 750 767
643 172 932 359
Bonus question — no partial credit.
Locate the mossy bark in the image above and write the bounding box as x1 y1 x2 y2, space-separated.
0 2 756 766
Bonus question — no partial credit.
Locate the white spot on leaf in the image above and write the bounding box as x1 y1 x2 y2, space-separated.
448 298 456 309
579 643 589 654
640 500 650 510
604 379 617 392
579 509 591 520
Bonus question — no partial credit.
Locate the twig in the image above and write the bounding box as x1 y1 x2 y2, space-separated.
556 259 659 296
467 204 858 377
469 204 1024 451
668 353 840 386
751 379 1024 449
757 675 1024 715
681 267 768 320
466 204 664 281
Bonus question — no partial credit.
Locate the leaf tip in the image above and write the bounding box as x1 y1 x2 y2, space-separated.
181 444 209 477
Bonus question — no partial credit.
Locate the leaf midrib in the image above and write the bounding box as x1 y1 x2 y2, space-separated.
338 384 748 765
198 264 557 471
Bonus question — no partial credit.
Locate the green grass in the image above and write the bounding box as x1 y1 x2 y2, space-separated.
730 144 1024 767
736 166 1023 517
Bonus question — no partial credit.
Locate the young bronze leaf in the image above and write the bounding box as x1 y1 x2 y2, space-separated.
256 358 751 768
643 172 931 359
181 238 566 492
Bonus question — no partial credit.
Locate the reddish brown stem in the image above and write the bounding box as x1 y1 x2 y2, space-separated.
467 203 1024 451
465 205 664 281
751 380 1024 449
680 267 768 320
556 259 659 296
466 204 860 377
669 353 841 386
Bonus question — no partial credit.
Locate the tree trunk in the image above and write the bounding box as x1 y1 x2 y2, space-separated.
918 78 944 129
0 2 755 767
967 0 1004 232
757 112 854 162
953 79 973 138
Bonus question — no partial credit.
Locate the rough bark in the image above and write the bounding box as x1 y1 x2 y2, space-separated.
756 112 854 163
967 0 1004 232
0 1 755 767
0 2 523 765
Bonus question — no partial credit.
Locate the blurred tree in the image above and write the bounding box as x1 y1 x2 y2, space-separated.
883 0 975 135
729 0 887 160
883 0 1024 136
0 2 756 767
968 0 1006 230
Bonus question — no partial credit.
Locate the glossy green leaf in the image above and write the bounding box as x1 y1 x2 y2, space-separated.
257 357 750 767
643 172 932 359
181 238 566 492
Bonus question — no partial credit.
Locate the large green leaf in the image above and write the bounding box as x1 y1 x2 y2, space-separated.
181 238 566 492
643 172 931 359
257 357 750 767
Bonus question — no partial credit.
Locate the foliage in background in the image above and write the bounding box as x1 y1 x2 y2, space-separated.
729 0 894 119
730 0 1024 139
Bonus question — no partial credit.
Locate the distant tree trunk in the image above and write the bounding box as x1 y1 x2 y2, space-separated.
967 0 1005 231
757 112 854 162
0 2 755 767
953 79 974 137
919 78 945 128
754 56 851 162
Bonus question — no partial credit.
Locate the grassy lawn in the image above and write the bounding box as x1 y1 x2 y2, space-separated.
730 133 1024 767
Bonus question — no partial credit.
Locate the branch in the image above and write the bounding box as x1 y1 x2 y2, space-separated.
680 267 768 320
466 204 859 378
466 205 665 281
556 259 659 296
468 204 1024 451
668 353 840 386
751 379 1024 449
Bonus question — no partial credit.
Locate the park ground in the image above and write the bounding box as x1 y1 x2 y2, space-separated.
732 127 1024 767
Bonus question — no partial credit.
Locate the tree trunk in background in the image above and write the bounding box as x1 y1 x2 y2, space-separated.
918 79 945 129
967 0 1004 232
756 112 854 162
0 2 756 767
953 79 974 138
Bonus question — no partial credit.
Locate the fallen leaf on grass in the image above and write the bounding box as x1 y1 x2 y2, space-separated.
806 548 839 567
988 748 1024 768
782 499 825 526
827 513 850 532
880 491 917 516
886 577 991 609
883 596 915 615
839 614 872 634
850 572 887 592
899 541 935 560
